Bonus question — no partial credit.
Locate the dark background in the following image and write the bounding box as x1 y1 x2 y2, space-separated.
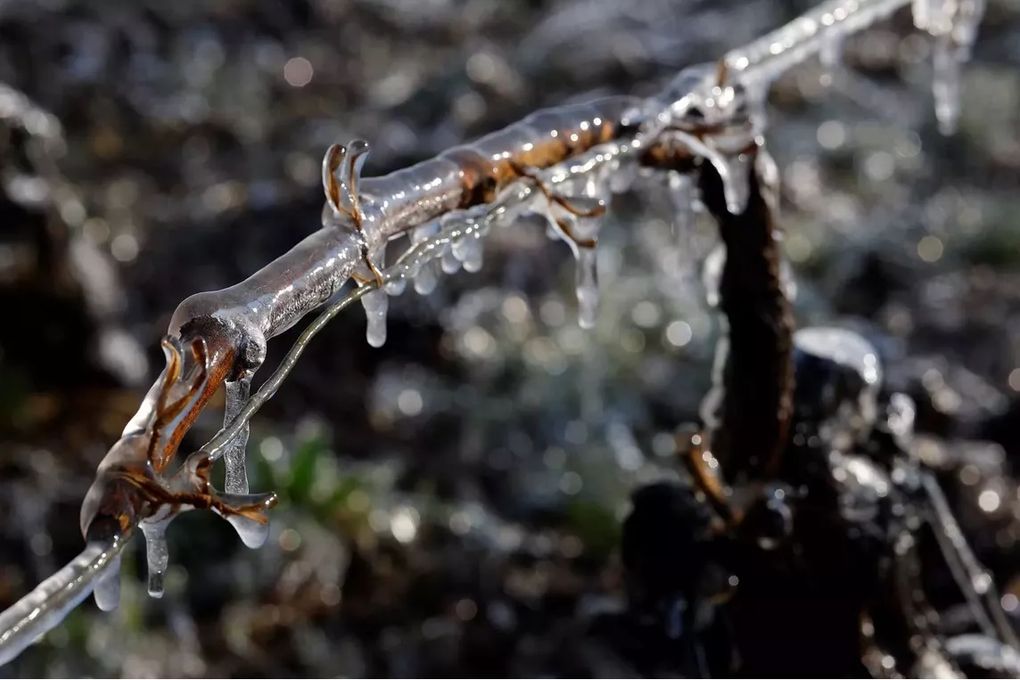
0 0 1018 676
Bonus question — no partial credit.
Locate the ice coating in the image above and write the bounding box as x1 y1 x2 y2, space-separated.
0 535 129 666
161 0 965 395
164 0 956 382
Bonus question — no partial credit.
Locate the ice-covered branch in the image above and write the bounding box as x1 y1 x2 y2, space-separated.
0 533 130 667
0 0 988 666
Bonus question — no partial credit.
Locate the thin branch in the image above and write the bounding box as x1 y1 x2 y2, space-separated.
0 533 131 666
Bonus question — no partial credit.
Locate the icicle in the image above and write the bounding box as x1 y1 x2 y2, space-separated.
441 245 461 274
353 238 389 346
92 556 121 611
609 153 639 194
140 518 171 598
411 222 439 246
932 34 961 136
668 171 697 240
664 128 753 216
222 375 251 495
952 0 985 54
409 222 441 295
413 261 439 295
933 0 984 136
911 0 933 31
720 153 752 216
575 248 599 329
453 234 484 273
819 34 843 80
463 244 483 273
360 287 388 348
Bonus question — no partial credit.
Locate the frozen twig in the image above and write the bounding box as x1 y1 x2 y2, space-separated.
0 0 989 666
